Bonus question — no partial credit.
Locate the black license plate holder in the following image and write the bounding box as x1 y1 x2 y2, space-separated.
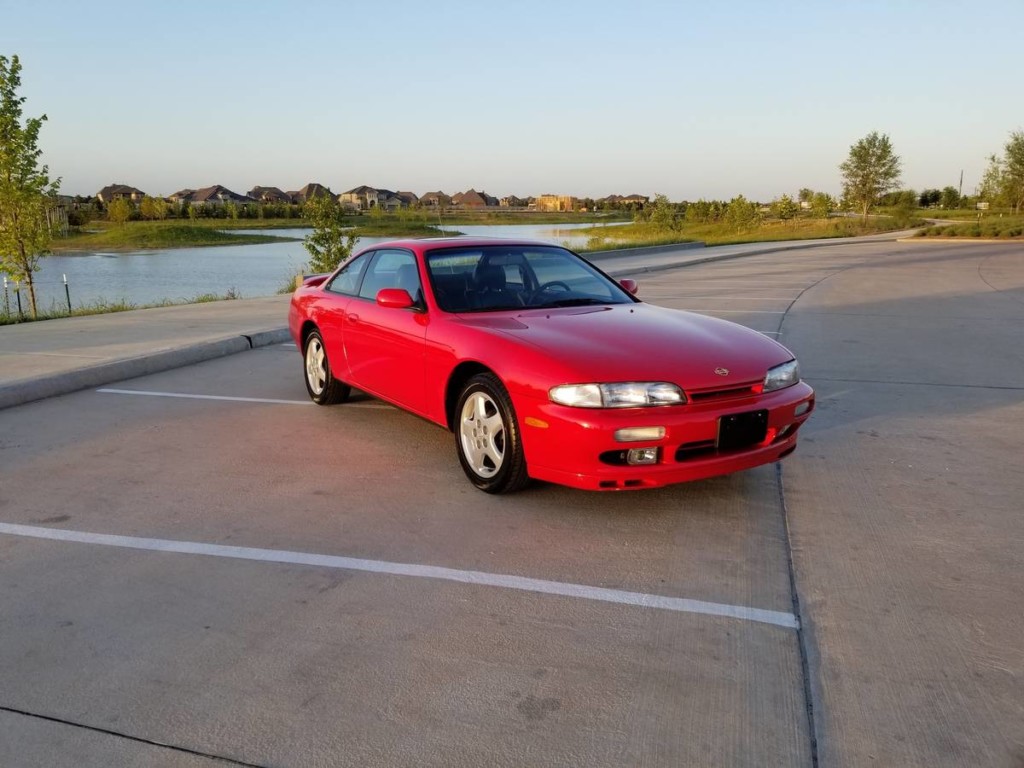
717 410 769 451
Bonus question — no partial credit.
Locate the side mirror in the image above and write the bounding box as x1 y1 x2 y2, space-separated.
619 278 639 295
376 288 416 309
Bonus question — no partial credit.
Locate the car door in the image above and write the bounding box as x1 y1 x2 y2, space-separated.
343 248 429 413
311 252 372 382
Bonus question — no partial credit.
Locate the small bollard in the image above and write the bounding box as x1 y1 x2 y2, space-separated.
63 273 72 313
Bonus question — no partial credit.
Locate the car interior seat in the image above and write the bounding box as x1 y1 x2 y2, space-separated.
471 263 521 309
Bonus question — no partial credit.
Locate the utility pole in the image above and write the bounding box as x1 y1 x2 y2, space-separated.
959 169 964 199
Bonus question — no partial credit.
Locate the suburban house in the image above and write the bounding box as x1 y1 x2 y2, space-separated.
339 185 381 210
288 183 334 203
182 185 254 206
168 189 195 204
500 195 528 208
451 189 498 208
534 194 577 212
96 184 146 204
339 185 410 211
420 191 452 207
247 186 293 204
395 191 419 207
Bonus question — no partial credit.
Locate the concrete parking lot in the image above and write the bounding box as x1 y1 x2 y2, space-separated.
1 240 1022 766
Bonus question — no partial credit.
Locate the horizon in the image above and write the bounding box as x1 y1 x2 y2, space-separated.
4 1 1022 201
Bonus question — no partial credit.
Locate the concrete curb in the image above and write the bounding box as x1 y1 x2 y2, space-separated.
584 241 706 260
0 328 290 411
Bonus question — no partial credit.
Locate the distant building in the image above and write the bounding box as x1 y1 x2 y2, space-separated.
96 184 146 204
168 189 195 204
248 186 294 204
535 194 577 212
452 189 497 208
339 185 381 211
420 191 452 207
289 183 334 203
500 195 528 208
395 191 419 207
186 185 254 206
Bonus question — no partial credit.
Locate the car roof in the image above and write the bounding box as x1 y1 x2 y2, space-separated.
356 237 570 256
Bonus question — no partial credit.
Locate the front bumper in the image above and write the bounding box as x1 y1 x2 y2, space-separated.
516 382 815 491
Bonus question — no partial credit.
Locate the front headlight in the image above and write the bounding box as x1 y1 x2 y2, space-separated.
763 360 800 392
549 382 686 408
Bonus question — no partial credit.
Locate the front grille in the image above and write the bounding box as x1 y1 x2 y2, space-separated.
687 382 762 403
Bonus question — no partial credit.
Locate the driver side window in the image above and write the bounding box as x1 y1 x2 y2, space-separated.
358 249 421 303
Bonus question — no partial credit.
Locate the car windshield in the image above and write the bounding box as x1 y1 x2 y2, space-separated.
425 244 635 313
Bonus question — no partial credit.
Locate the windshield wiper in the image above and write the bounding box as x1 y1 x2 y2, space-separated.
535 297 609 308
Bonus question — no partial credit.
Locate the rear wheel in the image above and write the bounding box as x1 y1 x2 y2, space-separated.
455 373 530 493
304 329 350 405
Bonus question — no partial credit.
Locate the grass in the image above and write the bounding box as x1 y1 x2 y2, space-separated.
54 221 298 251
54 217 458 251
575 216 915 252
914 215 1024 239
0 288 243 325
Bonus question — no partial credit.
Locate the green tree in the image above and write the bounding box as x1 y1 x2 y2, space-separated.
839 131 902 221
810 191 835 219
1005 130 1024 213
0 54 60 318
108 197 132 226
303 194 356 273
940 186 960 210
982 131 1024 213
649 193 677 230
919 189 941 207
798 188 814 204
725 195 759 230
139 195 167 220
771 194 798 221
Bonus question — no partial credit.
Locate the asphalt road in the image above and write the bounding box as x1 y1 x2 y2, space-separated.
1 239 1022 767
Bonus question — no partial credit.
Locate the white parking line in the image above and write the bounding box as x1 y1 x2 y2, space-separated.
0 522 798 630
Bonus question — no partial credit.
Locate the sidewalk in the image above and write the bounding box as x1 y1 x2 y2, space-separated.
0 233 909 411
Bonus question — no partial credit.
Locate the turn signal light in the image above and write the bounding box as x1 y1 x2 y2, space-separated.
614 426 666 443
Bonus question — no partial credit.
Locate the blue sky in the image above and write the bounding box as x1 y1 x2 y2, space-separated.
3 0 1021 201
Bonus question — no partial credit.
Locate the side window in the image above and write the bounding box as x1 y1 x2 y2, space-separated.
357 249 421 302
325 253 371 296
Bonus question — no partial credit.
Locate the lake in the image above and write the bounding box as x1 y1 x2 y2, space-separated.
21 222 621 310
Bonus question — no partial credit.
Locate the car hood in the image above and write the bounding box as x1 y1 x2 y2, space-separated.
456 303 793 389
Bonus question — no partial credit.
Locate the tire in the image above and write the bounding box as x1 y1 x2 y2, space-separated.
303 329 350 405
455 373 530 494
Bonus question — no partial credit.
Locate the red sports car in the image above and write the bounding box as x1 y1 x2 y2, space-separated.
288 238 814 493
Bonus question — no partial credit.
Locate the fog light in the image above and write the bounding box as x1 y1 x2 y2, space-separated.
795 400 811 416
626 447 659 465
614 426 666 443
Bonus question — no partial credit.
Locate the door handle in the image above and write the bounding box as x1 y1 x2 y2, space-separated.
347 313 360 324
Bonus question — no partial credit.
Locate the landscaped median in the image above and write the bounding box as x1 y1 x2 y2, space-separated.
912 216 1024 240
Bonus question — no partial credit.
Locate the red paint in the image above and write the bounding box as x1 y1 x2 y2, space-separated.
289 239 814 491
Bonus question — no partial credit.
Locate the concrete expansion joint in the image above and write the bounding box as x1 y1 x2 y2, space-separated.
0 704 268 767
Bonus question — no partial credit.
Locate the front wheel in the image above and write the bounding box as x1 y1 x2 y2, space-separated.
455 373 530 494
303 329 350 405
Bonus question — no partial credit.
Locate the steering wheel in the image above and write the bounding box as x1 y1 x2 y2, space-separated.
528 281 571 304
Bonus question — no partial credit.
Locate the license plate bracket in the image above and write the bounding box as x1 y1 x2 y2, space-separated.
717 409 769 451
